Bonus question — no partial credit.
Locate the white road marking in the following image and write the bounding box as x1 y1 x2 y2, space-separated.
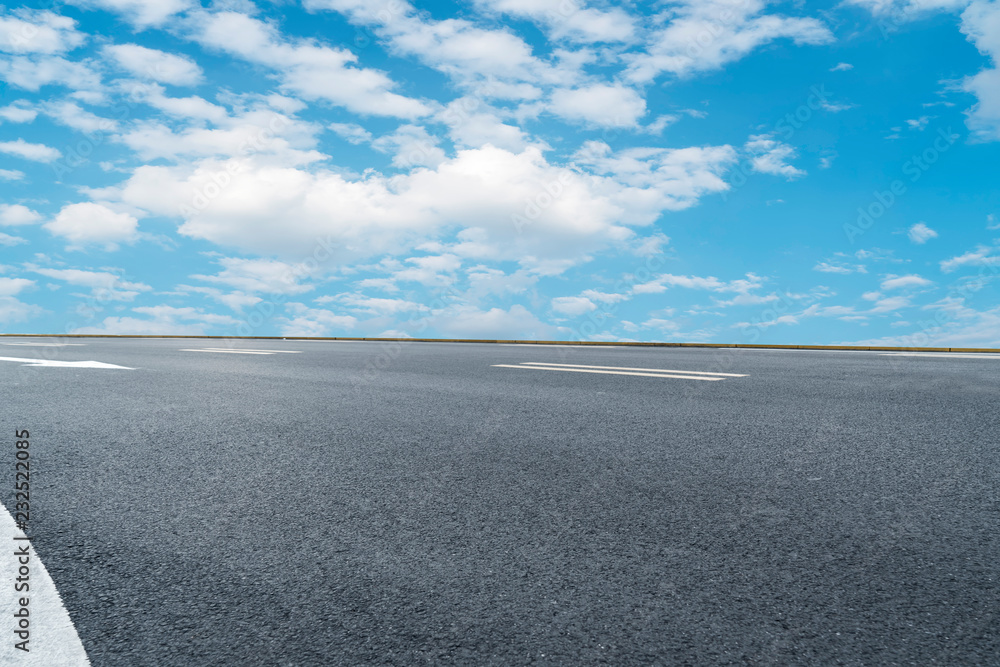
202 348 301 353
880 352 1000 359
0 503 91 665
0 356 133 370
1 343 86 347
179 349 274 355
496 344 624 349
492 364 724 380
520 362 747 377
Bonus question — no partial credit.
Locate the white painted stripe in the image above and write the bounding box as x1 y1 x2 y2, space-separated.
0 503 91 665
496 344 624 349
520 361 747 377
1 343 86 347
195 348 301 354
0 357 133 370
880 352 1000 359
179 349 273 355
491 364 724 380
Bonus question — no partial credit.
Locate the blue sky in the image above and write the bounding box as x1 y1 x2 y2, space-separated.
1 0 999 344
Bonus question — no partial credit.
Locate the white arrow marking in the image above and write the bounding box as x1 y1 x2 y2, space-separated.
0 356 133 370
0 503 91 665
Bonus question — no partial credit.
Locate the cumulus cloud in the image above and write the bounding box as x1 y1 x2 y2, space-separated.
551 295 597 316
626 0 833 81
549 83 646 127
103 43 203 85
72 305 239 335
744 134 805 179
960 0 1000 141
907 222 938 243
0 139 60 162
64 0 195 28
94 142 738 271
880 274 932 290
0 10 85 54
44 202 139 249
188 10 431 118
940 245 1000 272
0 204 41 225
473 0 636 43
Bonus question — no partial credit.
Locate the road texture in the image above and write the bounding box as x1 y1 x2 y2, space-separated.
1 337 998 665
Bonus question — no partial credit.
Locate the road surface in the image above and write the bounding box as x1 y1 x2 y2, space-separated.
1 338 998 665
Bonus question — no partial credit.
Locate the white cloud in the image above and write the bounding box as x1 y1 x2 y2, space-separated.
0 55 102 92
316 293 429 315
0 232 26 246
906 115 931 130
869 295 910 312
0 277 34 296
880 274 932 290
813 262 855 274
626 0 833 81
830 62 853 71
0 204 41 225
72 305 239 335
0 138 60 162
744 134 805 179
988 213 999 230
98 143 736 269
103 43 203 85
0 104 37 123
0 169 25 180
28 266 151 300
549 83 646 128
44 100 118 134
189 10 430 119
192 257 316 295
44 202 139 249
371 124 446 168
179 285 262 312
960 0 1000 141
428 303 555 339
65 0 194 28
0 10 85 54
551 295 597 316
0 296 43 323
940 244 1000 272
328 122 372 145
438 99 532 152
474 0 636 43
907 222 938 243
634 272 765 295
279 302 357 336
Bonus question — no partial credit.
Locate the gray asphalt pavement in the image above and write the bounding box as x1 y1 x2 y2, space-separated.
1 338 998 665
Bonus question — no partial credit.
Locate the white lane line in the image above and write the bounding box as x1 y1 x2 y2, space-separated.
520 361 747 377
179 349 274 355
491 364 724 380
496 344 624 349
1 343 86 347
0 356 133 370
880 352 1000 359
200 348 301 354
1 503 91 665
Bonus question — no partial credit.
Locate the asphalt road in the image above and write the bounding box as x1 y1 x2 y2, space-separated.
1 338 998 665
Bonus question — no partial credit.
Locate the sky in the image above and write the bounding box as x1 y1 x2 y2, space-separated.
1 0 999 345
